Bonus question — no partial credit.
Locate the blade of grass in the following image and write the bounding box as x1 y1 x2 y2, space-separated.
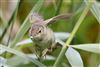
0 11 7 28
91 2 100 24
53 0 63 31
84 0 100 24
4 0 20 58
72 44 100 54
53 3 90 67
55 0 63 15
9 0 45 48
0 45 46 67
6 0 20 46
0 0 20 42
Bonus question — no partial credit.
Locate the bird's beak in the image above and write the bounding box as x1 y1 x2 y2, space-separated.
30 36 33 39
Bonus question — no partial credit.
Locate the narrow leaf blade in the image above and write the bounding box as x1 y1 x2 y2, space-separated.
65 47 84 67
72 44 100 54
0 45 46 67
84 0 100 24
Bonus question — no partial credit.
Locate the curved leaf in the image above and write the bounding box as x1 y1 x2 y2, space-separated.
65 47 84 67
0 45 46 67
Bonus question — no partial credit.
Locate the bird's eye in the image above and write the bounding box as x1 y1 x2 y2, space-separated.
38 30 41 33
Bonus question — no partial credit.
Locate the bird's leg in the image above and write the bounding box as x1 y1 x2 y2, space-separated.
42 47 53 57
34 48 40 60
42 48 49 57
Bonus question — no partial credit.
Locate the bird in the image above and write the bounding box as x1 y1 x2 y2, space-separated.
29 13 56 60
29 13 71 60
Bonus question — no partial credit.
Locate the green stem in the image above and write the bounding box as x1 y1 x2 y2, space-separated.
53 5 89 67
55 0 63 15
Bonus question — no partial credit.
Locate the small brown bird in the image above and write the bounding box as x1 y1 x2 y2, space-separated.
29 13 71 60
29 13 55 60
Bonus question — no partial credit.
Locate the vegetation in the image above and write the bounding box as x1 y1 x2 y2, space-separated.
0 0 100 67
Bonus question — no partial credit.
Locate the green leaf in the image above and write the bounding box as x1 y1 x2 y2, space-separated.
72 44 100 54
0 57 9 67
0 0 20 41
90 1 100 24
16 39 33 46
7 55 55 67
55 39 65 46
7 56 29 67
55 32 70 41
84 0 100 24
65 47 84 67
9 0 45 48
0 45 46 67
